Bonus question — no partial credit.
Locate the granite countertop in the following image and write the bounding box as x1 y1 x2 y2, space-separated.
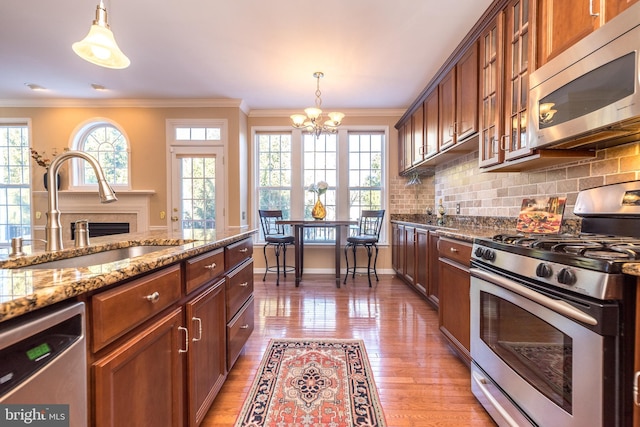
622 263 640 278
390 219 514 243
0 228 256 323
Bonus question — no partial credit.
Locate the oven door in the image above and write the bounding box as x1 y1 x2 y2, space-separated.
470 267 616 427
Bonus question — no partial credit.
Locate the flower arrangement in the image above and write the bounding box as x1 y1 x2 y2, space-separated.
307 180 328 197
30 147 67 169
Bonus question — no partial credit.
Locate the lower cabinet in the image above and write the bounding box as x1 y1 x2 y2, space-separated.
89 237 254 427
93 307 185 427
427 232 440 307
185 278 227 427
438 237 472 365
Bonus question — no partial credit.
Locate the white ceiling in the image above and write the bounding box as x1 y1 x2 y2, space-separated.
0 0 493 112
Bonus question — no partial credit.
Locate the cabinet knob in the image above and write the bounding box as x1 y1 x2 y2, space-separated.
450 247 459 253
239 248 249 253
239 281 249 287
204 263 217 270
145 291 160 303
240 324 250 329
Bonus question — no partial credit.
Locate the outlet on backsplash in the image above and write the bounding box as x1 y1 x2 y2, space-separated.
456 203 460 214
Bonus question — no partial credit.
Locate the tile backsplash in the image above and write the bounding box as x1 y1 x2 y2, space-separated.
391 140 640 219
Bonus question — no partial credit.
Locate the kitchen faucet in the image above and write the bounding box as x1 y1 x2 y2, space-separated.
45 150 118 251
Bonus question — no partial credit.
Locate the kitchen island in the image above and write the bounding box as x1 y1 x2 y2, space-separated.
0 228 255 427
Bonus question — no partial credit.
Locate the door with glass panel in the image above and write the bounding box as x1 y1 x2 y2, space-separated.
169 147 225 234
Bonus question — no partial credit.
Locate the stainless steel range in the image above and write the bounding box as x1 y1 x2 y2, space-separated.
470 181 640 427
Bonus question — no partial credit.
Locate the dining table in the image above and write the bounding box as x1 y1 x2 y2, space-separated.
275 219 357 288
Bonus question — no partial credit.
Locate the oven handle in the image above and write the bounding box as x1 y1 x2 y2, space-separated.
471 370 521 427
471 268 598 326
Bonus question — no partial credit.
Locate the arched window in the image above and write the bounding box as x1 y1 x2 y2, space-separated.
71 121 130 189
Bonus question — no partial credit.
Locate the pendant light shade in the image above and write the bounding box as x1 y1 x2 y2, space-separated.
72 0 130 69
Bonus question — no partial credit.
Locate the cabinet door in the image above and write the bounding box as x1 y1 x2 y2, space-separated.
404 226 416 286
605 0 639 20
414 228 429 296
478 13 505 168
94 308 184 427
537 0 601 66
424 89 439 158
438 68 457 150
438 258 471 365
427 233 440 307
504 0 533 161
456 43 479 141
403 122 412 173
412 104 425 166
391 223 401 272
185 279 227 427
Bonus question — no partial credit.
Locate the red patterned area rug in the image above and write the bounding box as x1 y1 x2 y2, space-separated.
234 338 387 427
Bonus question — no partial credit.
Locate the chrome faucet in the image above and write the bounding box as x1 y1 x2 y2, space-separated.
45 150 117 251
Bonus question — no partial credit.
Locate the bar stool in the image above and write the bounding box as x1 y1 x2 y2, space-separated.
343 210 385 286
259 210 294 286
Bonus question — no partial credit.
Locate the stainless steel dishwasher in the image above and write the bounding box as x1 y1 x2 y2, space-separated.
0 301 87 426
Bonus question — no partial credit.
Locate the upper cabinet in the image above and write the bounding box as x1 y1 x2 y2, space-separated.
537 0 639 66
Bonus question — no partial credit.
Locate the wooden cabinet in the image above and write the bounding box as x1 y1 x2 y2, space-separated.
438 237 472 365
185 278 227 427
537 0 639 66
226 258 254 370
424 89 439 158
412 104 425 166
427 232 440 307
456 43 480 142
414 228 429 295
89 236 255 427
403 226 416 286
392 222 401 272
93 308 185 427
440 43 479 151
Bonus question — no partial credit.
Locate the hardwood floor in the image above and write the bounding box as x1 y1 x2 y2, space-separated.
202 273 496 426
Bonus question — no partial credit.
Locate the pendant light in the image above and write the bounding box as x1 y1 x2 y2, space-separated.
291 72 345 137
72 0 130 69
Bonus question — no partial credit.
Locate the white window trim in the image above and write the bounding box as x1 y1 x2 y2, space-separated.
68 117 132 191
165 118 229 232
252 125 389 245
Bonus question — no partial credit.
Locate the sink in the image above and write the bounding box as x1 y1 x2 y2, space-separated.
20 245 179 269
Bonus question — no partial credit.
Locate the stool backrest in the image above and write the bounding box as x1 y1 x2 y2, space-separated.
259 210 287 237
357 210 385 239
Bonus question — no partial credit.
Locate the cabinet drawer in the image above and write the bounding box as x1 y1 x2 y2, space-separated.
438 237 472 267
185 248 224 294
91 264 182 351
226 259 253 321
227 295 254 370
225 238 253 271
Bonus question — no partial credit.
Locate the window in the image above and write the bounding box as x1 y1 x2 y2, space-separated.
72 121 129 188
0 123 31 245
255 128 386 243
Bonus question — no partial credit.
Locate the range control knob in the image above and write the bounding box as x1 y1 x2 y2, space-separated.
535 263 553 278
474 247 485 258
482 249 496 261
557 268 577 285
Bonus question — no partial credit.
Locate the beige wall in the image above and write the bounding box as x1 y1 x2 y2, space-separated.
0 105 248 230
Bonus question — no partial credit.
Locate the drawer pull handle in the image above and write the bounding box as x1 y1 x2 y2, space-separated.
239 248 249 253
178 326 189 353
145 291 160 303
204 263 217 270
192 317 203 342
450 247 459 253
240 324 250 329
239 281 249 287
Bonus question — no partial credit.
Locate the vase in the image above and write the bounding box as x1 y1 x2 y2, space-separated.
311 197 326 220
43 172 61 190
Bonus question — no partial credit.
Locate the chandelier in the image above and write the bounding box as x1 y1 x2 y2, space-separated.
72 0 130 69
290 72 345 137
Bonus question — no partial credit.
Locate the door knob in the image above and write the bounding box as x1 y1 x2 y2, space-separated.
171 216 179 222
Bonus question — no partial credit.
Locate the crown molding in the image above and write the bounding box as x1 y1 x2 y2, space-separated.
248 108 405 118
0 98 245 109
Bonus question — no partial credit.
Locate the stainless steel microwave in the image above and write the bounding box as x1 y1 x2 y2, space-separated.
528 3 640 150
